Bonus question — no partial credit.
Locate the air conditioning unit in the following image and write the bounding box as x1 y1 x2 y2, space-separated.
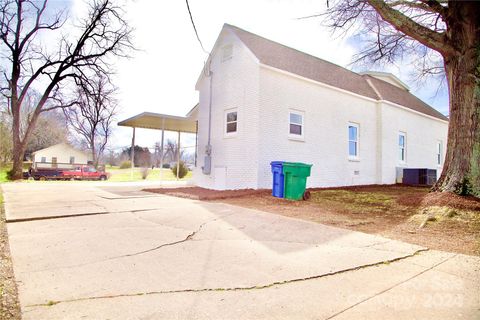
402 168 437 186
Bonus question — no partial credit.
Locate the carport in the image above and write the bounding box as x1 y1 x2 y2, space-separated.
118 108 198 180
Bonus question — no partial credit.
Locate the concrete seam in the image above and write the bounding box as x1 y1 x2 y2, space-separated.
5 208 160 223
26 248 429 308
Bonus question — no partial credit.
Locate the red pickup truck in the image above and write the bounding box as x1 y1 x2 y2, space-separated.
61 165 109 181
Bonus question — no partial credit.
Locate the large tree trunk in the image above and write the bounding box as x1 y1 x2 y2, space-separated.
433 2 480 196
11 144 25 180
10 96 25 180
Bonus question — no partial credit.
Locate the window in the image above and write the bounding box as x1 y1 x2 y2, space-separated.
225 110 237 135
399 132 406 162
437 141 442 165
289 111 304 139
52 157 57 168
41 157 46 163
69 156 75 164
348 123 359 158
222 44 233 62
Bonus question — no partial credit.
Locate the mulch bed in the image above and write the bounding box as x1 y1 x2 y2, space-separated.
420 192 480 211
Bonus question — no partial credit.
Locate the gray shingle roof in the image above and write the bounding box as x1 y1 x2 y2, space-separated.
226 24 448 121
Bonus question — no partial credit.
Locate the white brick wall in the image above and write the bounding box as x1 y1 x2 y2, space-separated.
257 66 380 189
193 31 449 190
193 29 260 190
379 102 448 183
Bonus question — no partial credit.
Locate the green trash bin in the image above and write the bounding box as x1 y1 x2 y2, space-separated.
282 162 313 200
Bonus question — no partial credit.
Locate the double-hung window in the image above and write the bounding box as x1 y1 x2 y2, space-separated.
225 109 238 135
348 123 359 158
437 141 442 165
289 111 304 140
399 132 406 162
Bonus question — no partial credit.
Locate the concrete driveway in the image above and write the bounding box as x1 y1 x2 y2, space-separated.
2 182 479 319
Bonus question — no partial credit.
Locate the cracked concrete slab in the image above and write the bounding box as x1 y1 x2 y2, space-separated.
4 182 479 319
21 250 479 320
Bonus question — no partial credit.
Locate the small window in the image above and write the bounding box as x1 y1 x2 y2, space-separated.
399 132 406 162
289 111 304 139
437 141 442 165
348 123 359 157
69 156 75 164
222 44 233 62
41 157 46 163
225 110 237 135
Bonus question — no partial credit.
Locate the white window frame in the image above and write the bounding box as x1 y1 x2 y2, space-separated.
348 122 360 160
221 44 233 62
437 140 442 166
288 110 305 141
40 156 46 163
398 132 407 163
224 109 238 137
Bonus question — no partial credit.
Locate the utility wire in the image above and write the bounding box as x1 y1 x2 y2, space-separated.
185 0 209 54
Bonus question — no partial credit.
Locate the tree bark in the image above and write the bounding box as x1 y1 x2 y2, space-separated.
433 2 480 196
10 95 24 180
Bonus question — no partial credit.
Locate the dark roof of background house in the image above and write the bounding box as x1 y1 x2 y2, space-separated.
225 24 448 121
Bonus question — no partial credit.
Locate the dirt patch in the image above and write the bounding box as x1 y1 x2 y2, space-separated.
144 187 271 200
147 185 480 256
0 190 21 320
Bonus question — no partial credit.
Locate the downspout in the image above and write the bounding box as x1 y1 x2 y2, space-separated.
202 54 213 175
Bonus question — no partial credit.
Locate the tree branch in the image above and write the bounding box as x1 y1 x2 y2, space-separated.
367 0 453 55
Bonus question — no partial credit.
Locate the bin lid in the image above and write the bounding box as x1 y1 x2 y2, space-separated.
270 161 284 166
283 162 312 168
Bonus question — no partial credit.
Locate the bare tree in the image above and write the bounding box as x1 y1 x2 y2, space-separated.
164 139 184 164
0 0 132 179
315 0 480 196
25 110 69 159
64 72 116 167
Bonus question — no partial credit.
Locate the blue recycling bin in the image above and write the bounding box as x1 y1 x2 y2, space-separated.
270 161 285 198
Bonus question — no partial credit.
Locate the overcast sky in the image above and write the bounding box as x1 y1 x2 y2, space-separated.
69 0 448 152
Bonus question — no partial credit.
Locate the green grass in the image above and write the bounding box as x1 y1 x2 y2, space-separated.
0 167 10 183
106 167 192 182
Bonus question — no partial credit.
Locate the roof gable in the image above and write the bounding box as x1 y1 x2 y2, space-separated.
365 76 448 121
224 24 448 121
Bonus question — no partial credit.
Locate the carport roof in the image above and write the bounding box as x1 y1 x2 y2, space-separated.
117 112 197 133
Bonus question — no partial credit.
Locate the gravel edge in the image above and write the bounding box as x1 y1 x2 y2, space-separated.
0 186 21 320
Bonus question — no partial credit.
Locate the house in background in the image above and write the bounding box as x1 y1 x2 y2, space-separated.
32 143 92 169
192 24 448 190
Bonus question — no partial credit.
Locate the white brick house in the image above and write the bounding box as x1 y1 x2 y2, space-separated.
191 24 449 190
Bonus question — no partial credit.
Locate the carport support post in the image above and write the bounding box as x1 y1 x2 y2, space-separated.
130 127 135 180
159 119 165 183
176 131 181 180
